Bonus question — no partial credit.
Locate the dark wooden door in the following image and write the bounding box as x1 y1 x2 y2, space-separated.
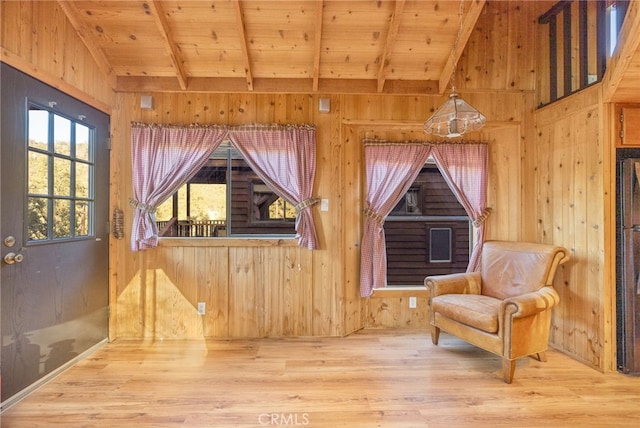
1 64 110 404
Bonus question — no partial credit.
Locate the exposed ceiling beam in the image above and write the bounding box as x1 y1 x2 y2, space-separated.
146 0 188 90
233 0 254 91
312 0 324 92
56 0 117 89
377 0 405 93
438 0 486 94
602 0 640 102
116 76 440 95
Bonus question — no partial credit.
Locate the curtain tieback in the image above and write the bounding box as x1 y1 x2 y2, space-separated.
364 207 385 226
295 197 319 213
472 207 492 228
129 199 158 214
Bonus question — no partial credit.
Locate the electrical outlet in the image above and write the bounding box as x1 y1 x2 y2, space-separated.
197 302 206 315
409 297 417 309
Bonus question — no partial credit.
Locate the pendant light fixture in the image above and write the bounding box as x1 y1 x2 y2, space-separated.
424 0 486 138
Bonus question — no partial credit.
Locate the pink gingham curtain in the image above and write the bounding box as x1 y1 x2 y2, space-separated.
360 143 433 297
228 124 319 249
431 143 490 272
130 123 228 251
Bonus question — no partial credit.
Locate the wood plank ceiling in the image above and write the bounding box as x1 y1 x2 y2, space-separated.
57 0 486 94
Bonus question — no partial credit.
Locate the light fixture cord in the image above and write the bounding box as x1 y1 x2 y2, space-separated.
449 0 465 93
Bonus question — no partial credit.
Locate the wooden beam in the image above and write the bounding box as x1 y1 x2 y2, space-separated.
56 0 117 89
146 0 188 90
377 0 405 93
312 0 324 92
438 0 486 94
602 0 640 102
115 76 440 95
233 0 254 91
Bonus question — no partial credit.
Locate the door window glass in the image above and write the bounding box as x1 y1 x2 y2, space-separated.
27 104 95 242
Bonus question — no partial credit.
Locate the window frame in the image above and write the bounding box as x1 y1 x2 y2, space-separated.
384 160 472 287
155 141 297 240
26 101 96 244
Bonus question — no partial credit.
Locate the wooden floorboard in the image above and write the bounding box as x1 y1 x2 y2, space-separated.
1 329 639 427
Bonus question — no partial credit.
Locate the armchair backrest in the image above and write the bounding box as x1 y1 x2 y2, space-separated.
480 241 570 300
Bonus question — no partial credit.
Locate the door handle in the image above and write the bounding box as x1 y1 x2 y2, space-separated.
4 252 24 264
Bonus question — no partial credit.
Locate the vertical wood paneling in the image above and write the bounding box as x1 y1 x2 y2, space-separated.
228 247 264 337
533 86 606 369
341 124 365 333
482 126 523 241
312 95 343 336
459 0 540 92
200 247 230 337
366 296 429 328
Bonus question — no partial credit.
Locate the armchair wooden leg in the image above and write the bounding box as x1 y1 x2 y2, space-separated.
536 351 547 362
502 358 515 384
430 325 440 345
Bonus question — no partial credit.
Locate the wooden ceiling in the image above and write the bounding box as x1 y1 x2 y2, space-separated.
57 0 487 94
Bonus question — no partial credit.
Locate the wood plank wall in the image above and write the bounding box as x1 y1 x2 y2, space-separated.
532 85 610 371
109 91 525 339
0 0 114 111
1 0 617 372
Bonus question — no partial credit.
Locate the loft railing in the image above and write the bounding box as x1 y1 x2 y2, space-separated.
538 0 629 106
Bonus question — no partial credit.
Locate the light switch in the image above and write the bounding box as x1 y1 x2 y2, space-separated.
320 199 329 211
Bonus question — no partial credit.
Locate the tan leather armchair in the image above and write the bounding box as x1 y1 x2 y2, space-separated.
425 240 570 383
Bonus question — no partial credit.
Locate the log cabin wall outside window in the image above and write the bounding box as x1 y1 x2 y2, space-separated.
385 164 470 286
538 0 629 106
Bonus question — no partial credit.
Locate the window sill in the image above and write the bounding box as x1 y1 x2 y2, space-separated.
370 286 429 298
158 237 298 247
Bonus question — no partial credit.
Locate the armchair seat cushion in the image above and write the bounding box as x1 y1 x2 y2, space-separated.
431 294 501 334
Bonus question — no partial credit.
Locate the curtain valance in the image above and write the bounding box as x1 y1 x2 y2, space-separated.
363 138 487 146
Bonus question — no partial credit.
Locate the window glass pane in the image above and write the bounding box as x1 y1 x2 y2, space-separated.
75 201 90 236
54 115 71 156
266 197 296 220
155 144 296 237
430 228 452 262
76 162 90 198
53 199 71 238
28 197 49 241
177 186 187 219
190 183 226 220
28 109 49 150
156 197 174 222
25 106 95 243
53 157 72 196
28 151 49 194
76 123 90 161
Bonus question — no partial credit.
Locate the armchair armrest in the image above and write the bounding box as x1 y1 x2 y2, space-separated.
425 272 482 297
501 286 560 318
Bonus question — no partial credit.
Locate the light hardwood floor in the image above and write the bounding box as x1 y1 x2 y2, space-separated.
1 329 639 427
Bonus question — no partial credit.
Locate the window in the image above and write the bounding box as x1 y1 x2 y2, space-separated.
538 0 629 105
251 183 297 223
385 162 470 286
27 104 94 242
429 227 453 263
156 142 296 237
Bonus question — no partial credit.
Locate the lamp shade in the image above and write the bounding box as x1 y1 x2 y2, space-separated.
424 91 486 138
